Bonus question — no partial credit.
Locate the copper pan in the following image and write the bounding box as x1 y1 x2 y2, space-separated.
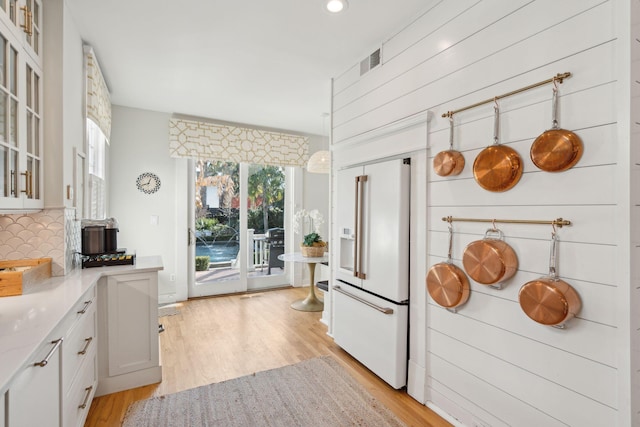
519 232 581 326
426 224 470 309
473 104 523 192
434 117 465 177
462 228 518 286
530 87 583 172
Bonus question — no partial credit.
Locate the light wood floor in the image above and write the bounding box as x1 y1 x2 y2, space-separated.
85 286 451 427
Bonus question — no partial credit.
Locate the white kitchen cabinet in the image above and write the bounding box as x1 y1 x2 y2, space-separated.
7 334 63 426
6 284 97 427
0 0 42 211
96 271 162 396
60 286 97 427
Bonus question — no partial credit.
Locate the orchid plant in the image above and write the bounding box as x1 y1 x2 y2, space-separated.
293 209 326 247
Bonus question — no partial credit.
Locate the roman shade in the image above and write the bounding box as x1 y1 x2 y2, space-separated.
169 118 309 167
84 46 111 140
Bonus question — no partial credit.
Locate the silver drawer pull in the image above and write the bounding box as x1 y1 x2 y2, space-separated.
34 338 63 367
78 386 93 409
77 300 92 314
333 285 394 315
78 337 93 355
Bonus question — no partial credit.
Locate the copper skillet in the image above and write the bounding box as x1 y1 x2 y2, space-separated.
462 227 518 287
530 86 583 172
473 104 523 192
426 224 470 310
518 231 581 327
433 116 465 177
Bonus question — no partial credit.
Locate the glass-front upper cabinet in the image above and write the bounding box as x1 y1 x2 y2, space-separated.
0 0 41 63
0 4 42 210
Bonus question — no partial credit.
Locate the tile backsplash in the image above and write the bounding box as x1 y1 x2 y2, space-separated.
0 208 79 276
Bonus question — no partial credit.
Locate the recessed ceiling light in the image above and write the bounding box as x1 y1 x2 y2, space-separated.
325 0 348 13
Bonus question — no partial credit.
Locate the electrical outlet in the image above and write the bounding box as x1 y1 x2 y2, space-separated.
170 274 176 281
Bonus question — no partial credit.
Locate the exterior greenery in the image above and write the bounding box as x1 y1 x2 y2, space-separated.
195 256 210 271
195 161 285 244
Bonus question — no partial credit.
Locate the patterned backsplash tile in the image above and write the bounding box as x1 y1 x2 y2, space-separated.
0 208 79 276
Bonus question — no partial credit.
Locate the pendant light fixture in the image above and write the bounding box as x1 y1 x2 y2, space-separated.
307 113 331 174
325 0 348 13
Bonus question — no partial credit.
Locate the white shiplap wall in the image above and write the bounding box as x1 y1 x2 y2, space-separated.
331 1 635 426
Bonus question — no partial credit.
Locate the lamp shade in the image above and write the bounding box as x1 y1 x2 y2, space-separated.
307 150 330 174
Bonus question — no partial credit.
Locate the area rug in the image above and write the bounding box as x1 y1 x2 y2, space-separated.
158 303 181 317
122 356 406 427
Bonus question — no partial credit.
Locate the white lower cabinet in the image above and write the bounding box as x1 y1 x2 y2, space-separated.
96 271 161 396
5 284 97 427
8 335 63 426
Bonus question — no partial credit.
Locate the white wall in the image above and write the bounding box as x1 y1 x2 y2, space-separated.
109 106 184 302
331 1 634 426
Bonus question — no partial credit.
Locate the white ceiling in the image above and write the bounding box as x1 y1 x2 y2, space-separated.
64 0 429 136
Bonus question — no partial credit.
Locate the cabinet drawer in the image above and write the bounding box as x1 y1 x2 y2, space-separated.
63 349 97 427
56 286 96 336
62 298 97 392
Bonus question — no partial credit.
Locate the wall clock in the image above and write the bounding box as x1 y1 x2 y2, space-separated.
136 172 161 194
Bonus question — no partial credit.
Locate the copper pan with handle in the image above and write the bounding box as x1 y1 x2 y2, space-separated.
462 227 518 286
426 223 470 310
530 86 583 172
518 231 581 327
433 116 465 177
473 103 523 192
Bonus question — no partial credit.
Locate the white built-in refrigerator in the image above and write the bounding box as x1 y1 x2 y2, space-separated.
333 157 410 389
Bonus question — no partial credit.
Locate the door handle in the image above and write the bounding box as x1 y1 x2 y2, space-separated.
355 175 367 279
333 285 393 314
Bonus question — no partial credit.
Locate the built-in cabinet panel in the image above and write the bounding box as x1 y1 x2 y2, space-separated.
107 273 158 376
96 271 161 396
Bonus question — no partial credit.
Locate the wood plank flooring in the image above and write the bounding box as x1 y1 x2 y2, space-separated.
85 287 451 427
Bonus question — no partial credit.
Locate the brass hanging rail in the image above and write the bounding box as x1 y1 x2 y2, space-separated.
442 216 571 228
441 72 572 118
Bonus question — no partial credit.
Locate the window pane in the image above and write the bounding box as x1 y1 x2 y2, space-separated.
32 158 38 198
33 72 39 114
0 35 5 87
9 148 15 196
33 116 38 156
9 46 16 95
26 157 31 198
25 65 31 109
0 92 6 143
10 98 16 146
26 111 31 153
0 145 5 197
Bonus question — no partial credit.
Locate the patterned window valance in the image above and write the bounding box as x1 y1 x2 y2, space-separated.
84 46 112 140
169 118 309 167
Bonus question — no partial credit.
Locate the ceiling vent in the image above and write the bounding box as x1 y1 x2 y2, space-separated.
359 48 381 76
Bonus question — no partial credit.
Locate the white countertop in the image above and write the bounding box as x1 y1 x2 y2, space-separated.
0 255 163 394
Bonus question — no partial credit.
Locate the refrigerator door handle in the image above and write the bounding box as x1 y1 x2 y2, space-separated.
355 175 368 279
333 285 394 315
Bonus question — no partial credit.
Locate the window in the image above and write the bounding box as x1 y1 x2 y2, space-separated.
86 118 108 219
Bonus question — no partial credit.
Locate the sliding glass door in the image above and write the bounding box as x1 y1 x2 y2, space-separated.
188 160 290 297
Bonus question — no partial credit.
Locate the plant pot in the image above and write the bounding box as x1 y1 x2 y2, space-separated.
300 244 325 257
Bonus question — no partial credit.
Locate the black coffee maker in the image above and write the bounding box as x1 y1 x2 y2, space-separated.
81 218 119 255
